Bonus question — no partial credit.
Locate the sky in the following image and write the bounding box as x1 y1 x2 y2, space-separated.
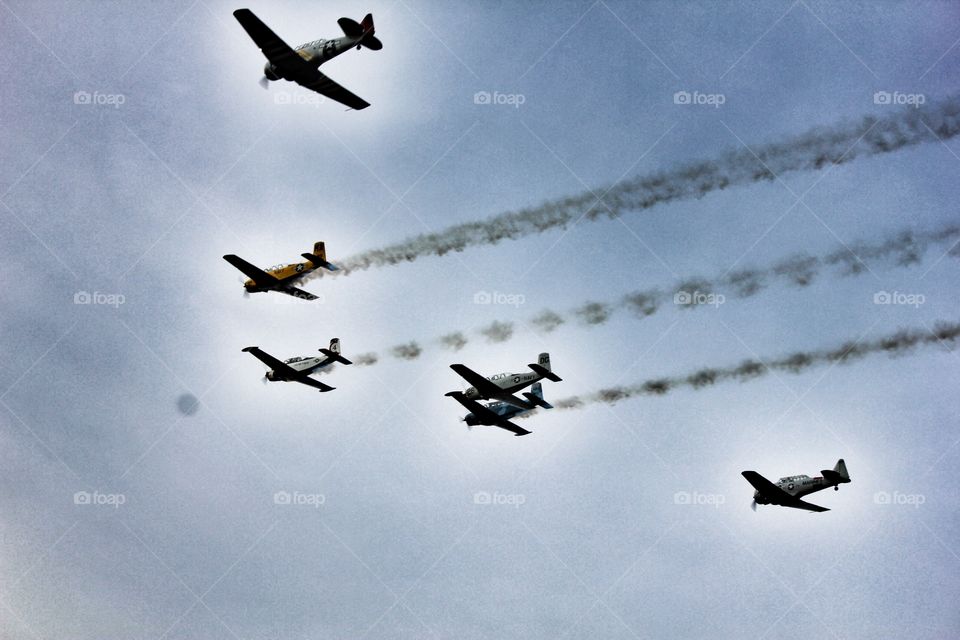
1 0 959 638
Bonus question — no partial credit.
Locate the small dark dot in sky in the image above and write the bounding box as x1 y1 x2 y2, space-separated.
177 394 200 416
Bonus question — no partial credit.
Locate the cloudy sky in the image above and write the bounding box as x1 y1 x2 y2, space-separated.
2 1 959 638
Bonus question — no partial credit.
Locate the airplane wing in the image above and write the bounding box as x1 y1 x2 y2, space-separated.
242 347 334 392
444 392 531 436
741 471 829 512
449 364 533 410
233 9 308 73
223 255 279 287
297 70 370 111
277 285 319 301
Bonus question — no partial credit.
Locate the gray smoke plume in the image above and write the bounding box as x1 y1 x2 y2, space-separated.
552 321 960 408
353 352 380 366
308 97 960 277
439 332 468 351
575 302 614 325
531 310 565 333
480 321 515 343
390 343 422 360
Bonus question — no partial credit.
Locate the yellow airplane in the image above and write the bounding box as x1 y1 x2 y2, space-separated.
223 241 337 300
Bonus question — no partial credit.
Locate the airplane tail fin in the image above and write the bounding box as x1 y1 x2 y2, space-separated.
522 383 553 409
528 352 562 382
301 241 338 271
340 14 382 50
821 458 851 484
320 338 352 365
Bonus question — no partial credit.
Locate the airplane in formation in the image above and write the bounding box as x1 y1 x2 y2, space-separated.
223 241 337 300
234 8 381 110
742 459 851 512
242 339 352 392
448 353 562 410
446 382 552 437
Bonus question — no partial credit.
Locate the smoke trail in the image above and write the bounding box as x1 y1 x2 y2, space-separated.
552 321 960 408
353 352 379 366
310 97 960 276
531 310 565 333
390 342 422 360
575 302 614 325
439 332 468 351
480 320 515 343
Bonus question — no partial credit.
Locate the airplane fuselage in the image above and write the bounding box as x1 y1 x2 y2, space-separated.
265 355 331 381
463 398 529 427
264 35 362 81
243 259 319 293
752 474 838 505
464 370 541 400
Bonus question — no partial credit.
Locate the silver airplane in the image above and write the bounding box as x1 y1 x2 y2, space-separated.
448 353 562 410
234 8 382 110
446 382 553 437
242 338 352 392
742 459 851 512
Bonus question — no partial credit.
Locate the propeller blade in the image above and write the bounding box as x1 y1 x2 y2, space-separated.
750 499 757 512
261 375 269 385
259 75 270 90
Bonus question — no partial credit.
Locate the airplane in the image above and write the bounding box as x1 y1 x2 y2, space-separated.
222 241 337 300
233 8 381 111
448 353 561 410
445 382 552 437
742 459 851 512
242 338 352 392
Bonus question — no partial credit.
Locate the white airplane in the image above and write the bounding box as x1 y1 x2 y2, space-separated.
242 339 352 392
447 353 561 410
742 459 851 512
234 8 381 110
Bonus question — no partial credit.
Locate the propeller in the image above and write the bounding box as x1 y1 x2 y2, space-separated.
261 374 270 385
750 499 757 512
259 75 270 90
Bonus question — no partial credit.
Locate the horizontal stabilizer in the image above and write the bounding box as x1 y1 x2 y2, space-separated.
528 363 561 382
522 391 552 409
320 348 352 365
301 253 339 271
